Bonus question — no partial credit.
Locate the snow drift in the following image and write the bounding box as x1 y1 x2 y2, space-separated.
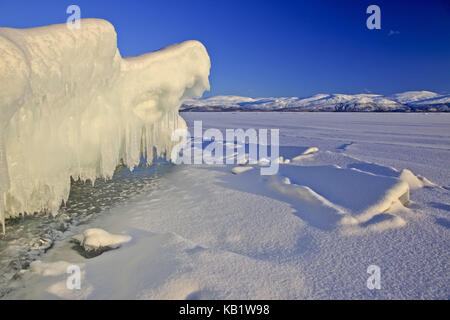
0 19 211 232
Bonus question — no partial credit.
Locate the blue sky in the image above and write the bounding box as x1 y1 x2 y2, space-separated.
1 0 449 97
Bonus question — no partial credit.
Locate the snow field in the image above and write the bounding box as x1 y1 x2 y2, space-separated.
6 112 449 299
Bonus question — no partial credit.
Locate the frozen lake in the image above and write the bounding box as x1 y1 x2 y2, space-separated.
2 112 449 299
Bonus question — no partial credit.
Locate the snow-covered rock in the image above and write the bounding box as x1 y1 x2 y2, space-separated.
80 228 132 251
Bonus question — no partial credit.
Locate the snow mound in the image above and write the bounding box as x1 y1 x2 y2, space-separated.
301 147 319 155
0 19 211 231
292 147 319 161
266 174 353 229
80 228 131 251
349 162 436 190
230 162 410 229
399 169 425 190
399 169 436 189
277 165 410 224
231 166 254 175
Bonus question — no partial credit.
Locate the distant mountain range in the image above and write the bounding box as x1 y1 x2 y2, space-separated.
180 91 450 112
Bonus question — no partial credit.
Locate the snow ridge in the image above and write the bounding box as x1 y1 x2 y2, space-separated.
181 91 450 112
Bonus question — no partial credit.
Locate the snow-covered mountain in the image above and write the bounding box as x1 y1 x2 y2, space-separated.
181 91 450 112
388 91 441 104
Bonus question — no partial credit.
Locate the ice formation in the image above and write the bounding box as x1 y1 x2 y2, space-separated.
79 228 131 251
0 19 211 232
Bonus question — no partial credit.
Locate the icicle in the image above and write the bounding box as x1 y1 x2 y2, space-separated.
0 19 210 223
